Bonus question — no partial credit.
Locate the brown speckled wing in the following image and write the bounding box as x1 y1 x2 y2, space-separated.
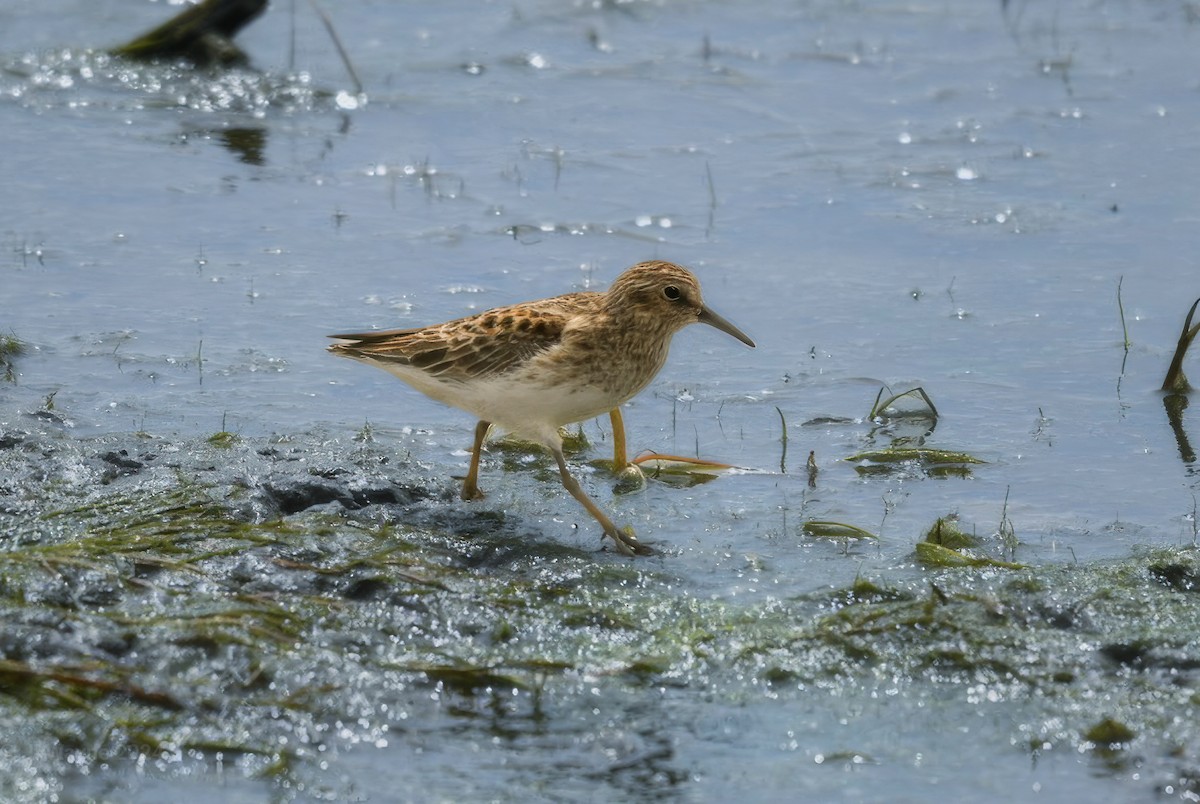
329 293 594 382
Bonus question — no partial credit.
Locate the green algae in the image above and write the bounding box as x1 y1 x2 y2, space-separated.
1085 717 1137 747
206 430 239 448
845 446 986 479
846 447 986 465
801 520 877 540
0 333 22 383
922 515 977 549
915 541 1027 569
914 515 1026 569
2 463 1200 797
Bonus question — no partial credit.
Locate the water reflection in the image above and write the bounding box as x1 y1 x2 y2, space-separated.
217 125 266 165
0 48 341 170
1161 297 1200 466
1163 393 1195 465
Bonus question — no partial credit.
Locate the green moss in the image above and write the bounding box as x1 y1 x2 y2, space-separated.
207 431 238 448
3 466 1200 795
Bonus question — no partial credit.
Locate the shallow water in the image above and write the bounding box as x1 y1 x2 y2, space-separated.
3 0 1200 801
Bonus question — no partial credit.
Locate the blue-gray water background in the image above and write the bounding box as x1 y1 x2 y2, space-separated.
4 0 1200 801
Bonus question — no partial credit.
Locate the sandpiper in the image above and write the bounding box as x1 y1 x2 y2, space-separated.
328 260 755 556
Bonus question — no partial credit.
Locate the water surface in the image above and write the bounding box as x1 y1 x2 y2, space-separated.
3 0 1200 801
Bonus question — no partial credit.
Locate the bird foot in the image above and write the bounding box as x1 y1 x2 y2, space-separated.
606 525 655 557
460 483 486 501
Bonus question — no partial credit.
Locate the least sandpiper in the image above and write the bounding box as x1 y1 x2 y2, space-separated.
328 260 755 556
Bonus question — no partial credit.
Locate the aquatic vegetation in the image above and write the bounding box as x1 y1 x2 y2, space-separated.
0 432 1199 799
626 452 734 488
1084 717 1136 747
1163 296 1200 392
922 514 977 549
800 520 877 540
853 386 985 475
0 333 23 383
914 540 1026 570
915 515 1026 569
206 430 238 448
845 446 986 478
868 385 938 422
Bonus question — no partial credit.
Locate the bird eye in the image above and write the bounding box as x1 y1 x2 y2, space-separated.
663 285 682 301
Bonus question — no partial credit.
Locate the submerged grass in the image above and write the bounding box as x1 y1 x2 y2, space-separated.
801 520 877 540
0 332 23 383
845 446 986 478
1 434 1199 798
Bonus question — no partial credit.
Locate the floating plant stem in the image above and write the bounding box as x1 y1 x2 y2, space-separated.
1192 494 1198 547
869 386 938 422
309 0 363 95
776 405 787 474
705 161 718 236
998 485 1017 557
801 520 876 540
1116 275 1131 354
288 0 297 71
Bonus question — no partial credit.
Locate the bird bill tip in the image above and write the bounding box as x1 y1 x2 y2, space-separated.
698 306 756 348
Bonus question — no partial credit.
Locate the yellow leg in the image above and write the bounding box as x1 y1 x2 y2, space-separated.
461 420 490 501
551 445 652 556
609 407 734 476
608 408 628 470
